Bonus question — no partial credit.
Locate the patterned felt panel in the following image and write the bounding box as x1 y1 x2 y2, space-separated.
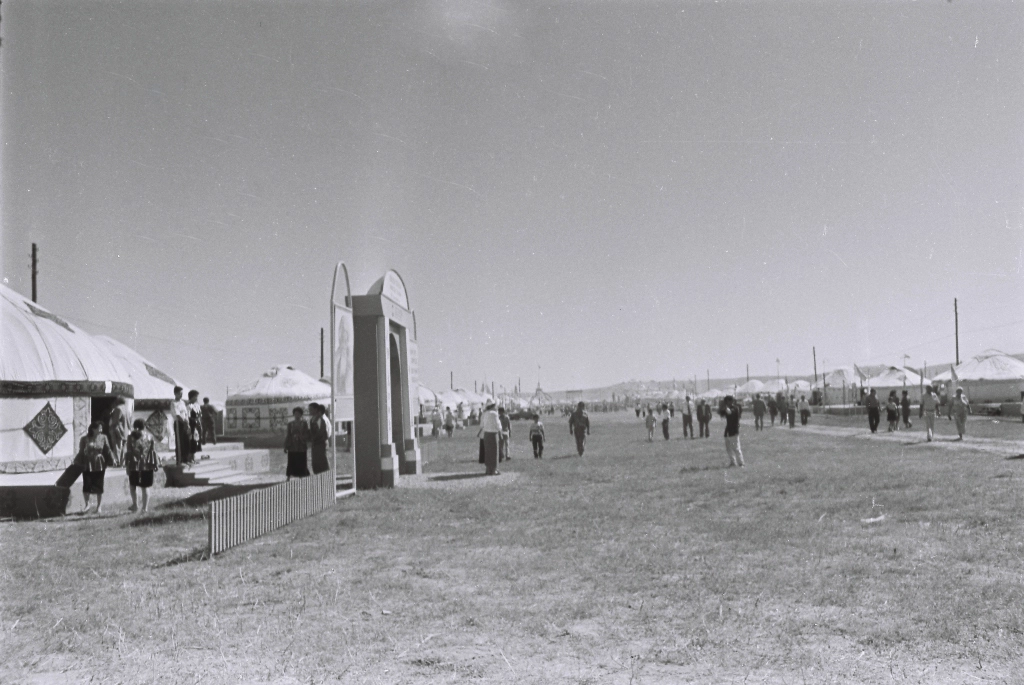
23 401 68 454
145 409 168 441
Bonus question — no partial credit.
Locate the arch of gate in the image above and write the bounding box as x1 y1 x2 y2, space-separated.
351 270 421 488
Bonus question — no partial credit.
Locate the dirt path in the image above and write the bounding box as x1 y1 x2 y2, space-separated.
793 423 1024 458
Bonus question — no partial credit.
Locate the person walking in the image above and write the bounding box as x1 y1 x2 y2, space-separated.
308 403 332 474
644 409 656 441
864 389 881 433
681 395 695 439
443 408 455 437
284 407 311 479
76 421 114 514
786 395 797 428
776 393 788 429
720 395 744 467
498 407 512 462
106 397 130 468
752 394 766 431
430 407 442 437
919 385 939 441
886 392 899 432
479 402 501 475
696 399 709 438
767 395 778 426
569 402 590 456
124 419 159 513
529 414 546 458
661 406 671 440
951 387 971 440
900 391 913 430
200 397 218 445
635 402 641 418
798 395 811 426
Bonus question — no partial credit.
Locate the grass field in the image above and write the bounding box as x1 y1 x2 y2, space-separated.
2 411 1023 684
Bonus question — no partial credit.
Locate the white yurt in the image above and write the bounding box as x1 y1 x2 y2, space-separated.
434 389 464 415
948 350 1024 403
864 366 926 402
93 335 193 452
225 365 330 435
816 367 861 404
762 379 788 395
1 285 134 473
736 379 765 396
789 380 812 395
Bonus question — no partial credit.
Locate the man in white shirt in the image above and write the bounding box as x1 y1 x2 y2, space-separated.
478 403 502 475
682 396 694 439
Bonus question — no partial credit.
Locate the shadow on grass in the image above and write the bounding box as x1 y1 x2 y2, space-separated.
127 508 206 527
550 454 578 460
179 483 275 507
155 545 210 567
1004 454 1024 460
679 464 729 473
429 473 489 482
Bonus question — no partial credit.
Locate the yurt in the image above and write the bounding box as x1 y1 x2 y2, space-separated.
762 379 788 395
93 335 193 452
864 366 926 403
948 350 1024 403
790 380 812 395
698 388 725 400
434 389 464 415
225 365 330 435
816 367 861 404
736 379 765 396
1 285 134 473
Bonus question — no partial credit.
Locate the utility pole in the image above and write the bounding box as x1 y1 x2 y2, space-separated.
320 328 324 378
812 347 818 387
31 243 38 303
746 364 750 383
450 371 453 390
706 369 710 391
954 298 960 365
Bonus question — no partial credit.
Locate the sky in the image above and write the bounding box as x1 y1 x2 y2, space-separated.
2 1 1022 399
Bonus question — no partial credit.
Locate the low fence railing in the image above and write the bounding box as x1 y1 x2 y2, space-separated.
208 469 337 556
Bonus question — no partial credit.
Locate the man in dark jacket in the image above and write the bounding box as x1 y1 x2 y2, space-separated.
864 389 881 433
720 395 744 467
569 402 590 457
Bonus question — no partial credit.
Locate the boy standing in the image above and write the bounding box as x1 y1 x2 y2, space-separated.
529 414 546 458
125 419 160 513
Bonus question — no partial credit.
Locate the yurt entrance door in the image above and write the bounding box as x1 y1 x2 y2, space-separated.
91 396 117 431
389 333 405 463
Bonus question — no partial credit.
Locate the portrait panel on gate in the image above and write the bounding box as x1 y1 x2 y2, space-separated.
333 306 355 421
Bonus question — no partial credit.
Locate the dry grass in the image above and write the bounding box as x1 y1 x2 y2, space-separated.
2 411 1023 683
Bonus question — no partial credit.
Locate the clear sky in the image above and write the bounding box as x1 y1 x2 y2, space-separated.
2 1 1022 398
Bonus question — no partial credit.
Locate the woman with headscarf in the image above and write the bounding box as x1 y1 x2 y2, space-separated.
76 421 114 514
951 388 971 440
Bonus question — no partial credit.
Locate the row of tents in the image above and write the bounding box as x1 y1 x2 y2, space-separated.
650 352 1024 405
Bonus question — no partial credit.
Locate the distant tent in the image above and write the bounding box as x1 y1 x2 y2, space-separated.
816 367 862 404
1 284 134 473
434 389 464 414
698 388 725 400
946 350 1024 403
789 380 812 394
864 367 926 402
762 379 788 394
225 365 330 435
736 379 765 395
417 384 438 411
528 385 555 411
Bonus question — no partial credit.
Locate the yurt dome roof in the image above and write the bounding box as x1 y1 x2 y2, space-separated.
952 350 1024 381
1 284 132 388
93 335 185 400
227 365 330 403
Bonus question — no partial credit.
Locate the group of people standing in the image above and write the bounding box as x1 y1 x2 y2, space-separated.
171 386 218 465
640 397 714 441
284 403 334 478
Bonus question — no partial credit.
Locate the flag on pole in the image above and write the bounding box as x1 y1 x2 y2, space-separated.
950 364 958 384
